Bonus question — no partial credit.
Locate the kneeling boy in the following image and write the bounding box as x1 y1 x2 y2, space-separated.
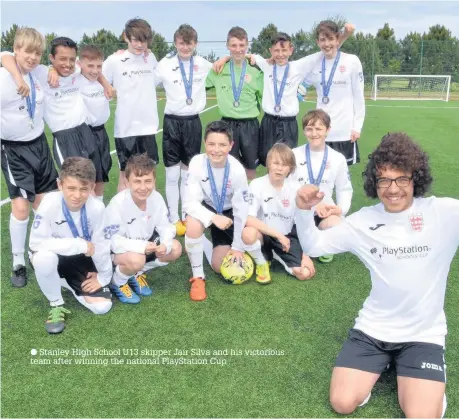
243 143 315 283
29 157 113 334
104 154 182 303
183 120 250 301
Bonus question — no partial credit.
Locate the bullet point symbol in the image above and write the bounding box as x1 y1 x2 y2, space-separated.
31 349 37 356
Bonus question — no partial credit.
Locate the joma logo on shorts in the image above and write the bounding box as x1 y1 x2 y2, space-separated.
421 362 443 371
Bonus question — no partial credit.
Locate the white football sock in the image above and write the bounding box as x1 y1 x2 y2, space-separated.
165 165 181 224
180 168 188 221
244 240 267 265
185 235 205 279
32 250 64 306
112 265 131 287
10 213 28 267
202 236 213 265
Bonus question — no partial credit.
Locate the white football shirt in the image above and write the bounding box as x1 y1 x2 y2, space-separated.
103 189 175 255
103 50 160 138
0 68 45 141
304 52 365 142
296 196 459 346
32 65 87 133
183 153 250 252
29 191 113 286
155 54 212 116
75 74 110 127
248 175 300 235
292 144 353 215
254 52 322 117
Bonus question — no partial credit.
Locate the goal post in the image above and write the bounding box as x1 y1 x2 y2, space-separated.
372 75 451 101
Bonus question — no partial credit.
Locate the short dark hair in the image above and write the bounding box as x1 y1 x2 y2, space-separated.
125 153 156 179
174 24 198 44
227 26 248 43
271 32 292 47
124 18 153 43
363 132 433 199
204 121 233 143
50 37 78 56
302 109 331 130
315 20 340 40
60 157 96 184
79 45 104 61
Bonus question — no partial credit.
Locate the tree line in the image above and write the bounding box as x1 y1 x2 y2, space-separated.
2 19 458 82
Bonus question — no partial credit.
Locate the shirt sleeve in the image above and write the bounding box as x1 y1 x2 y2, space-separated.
335 156 353 216
253 54 270 73
182 163 215 227
31 64 49 87
153 195 175 255
437 198 459 247
295 208 357 257
206 69 216 89
102 56 114 85
294 52 321 80
90 205 113 287
351 56 365 134
103 201 148 254
230 172 250 252
29 198 88 256
248 182 261 218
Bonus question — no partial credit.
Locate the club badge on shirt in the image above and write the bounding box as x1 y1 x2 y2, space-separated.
409 213 424 232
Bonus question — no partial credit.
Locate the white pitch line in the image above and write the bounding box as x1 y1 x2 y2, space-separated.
302 99 459 109
0 104 218 208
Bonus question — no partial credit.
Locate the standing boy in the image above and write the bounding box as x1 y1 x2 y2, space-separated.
154 24 213 235
183 121 250 301
304 21 365 165
206 27 263 181
30 157 113 334
102 18 161 192
0 28 58 287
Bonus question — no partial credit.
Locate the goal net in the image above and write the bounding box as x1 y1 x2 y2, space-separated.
372 75 451 101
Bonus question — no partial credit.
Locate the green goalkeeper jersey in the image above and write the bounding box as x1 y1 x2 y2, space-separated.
206 60 263 119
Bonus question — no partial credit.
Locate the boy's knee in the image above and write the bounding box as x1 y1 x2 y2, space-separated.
242 227 258 245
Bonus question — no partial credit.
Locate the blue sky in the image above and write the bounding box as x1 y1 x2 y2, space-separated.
2 1 458 55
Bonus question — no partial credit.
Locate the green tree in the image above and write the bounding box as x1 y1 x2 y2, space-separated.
249 23 278 57
202 49 218 63
1 24 19 51
80 29 122 57
291 29 317 60
375 23 400 73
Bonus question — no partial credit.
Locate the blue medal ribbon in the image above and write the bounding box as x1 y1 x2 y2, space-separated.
62 199 91 241
321 50 341 102
273 63 289 112
207 159 230 214
305 144 328 186
230 59 247 106
178 56 193 104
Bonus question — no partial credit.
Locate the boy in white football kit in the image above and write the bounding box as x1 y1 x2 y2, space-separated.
242 143 315 284
295 133 458 418
304 21 365 165
30 158 113 334
102 18 160 192
183 121 250 301
0 28 58 287
154 24 213 235
292 109 352 262
103 154 182 304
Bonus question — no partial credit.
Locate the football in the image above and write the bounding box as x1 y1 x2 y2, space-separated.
220 253 254 285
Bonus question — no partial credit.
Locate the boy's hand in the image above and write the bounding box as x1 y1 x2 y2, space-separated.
145 242 158 255
245 54 256 66
344 23 356 36
350 130 360 143
277 234 291 252
85 241 95 257
315 202 332 218
227 249 245 264
325 204 342 217
296 185 325 210
47 67 60 88
212 56 230 74
16 79 30 97
155 244 167 258
81 272 102 293
104 85 116 100
212 214 233 230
